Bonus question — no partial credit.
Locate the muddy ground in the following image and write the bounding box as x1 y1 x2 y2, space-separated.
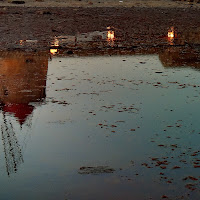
0 5 200 50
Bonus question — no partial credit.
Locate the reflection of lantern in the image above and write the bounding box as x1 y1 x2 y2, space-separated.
50 49 58 55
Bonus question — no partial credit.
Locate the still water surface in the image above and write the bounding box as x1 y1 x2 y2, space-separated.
0 51 200 199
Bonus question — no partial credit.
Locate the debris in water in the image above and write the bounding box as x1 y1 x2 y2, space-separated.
78 166 115 174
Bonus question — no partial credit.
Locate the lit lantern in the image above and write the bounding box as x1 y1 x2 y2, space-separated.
168 27 175 45
107 27 115 47
53 38 59 47
168 28 174 39
50 37 59 55
107 30 115 40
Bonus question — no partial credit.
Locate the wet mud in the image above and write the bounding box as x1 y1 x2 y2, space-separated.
0 6 200 50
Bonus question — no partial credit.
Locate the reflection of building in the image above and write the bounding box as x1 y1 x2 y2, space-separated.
177 27 200 45
162 27 200 68
50 26 200 68
0 51 48 105
0 51 48 175
159 47 200 68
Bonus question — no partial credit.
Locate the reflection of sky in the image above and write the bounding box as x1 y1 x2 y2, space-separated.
44 56 200 199
0 55 200 199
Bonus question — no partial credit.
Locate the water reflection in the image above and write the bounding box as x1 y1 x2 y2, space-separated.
159 46 200 68
48 26 200 59
1 111 24 176
50 48 58 55
52 38 59 47
50 28 116 53
49 46 200 69
0 51 48 175
1 26 199 176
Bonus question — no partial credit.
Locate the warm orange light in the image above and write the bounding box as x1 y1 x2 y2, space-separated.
167 27 175 45
168 27 174 39
107 29 115 47
50 49 58 55
168 31 174 38
107 30 115 40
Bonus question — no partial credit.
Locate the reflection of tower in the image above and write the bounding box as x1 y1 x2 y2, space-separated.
0 51 48 175
1 112 23 176
3 104 34 126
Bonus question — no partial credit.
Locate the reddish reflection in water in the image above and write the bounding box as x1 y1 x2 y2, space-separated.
0 51 48 105
0 51 49 175
3 104 34 125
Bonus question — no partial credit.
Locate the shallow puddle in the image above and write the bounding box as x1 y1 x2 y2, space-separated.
0 49 200 199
